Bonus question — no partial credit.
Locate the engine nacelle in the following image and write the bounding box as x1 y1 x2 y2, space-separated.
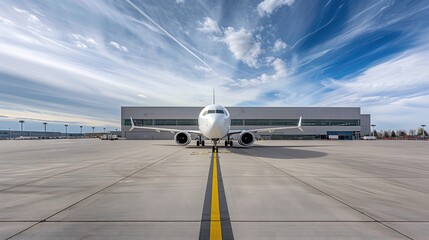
238 131 255 146
174 131 191 145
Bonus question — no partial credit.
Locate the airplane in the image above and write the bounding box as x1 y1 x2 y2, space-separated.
129 91 303 152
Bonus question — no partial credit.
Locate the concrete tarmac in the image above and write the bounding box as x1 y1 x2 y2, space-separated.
0 139 428 239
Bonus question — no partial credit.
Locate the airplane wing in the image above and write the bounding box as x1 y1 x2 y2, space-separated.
129 117 201 135
227 116 303 135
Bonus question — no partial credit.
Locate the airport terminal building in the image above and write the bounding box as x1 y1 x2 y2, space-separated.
122 106 371 140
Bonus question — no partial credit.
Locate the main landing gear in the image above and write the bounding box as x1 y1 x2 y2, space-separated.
224 135 233 147
196 136 205 147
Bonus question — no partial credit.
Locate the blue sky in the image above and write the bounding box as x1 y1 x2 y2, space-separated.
0 0 428 132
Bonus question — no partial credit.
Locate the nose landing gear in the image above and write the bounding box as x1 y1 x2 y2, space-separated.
212 145 219 152
212 139 219 152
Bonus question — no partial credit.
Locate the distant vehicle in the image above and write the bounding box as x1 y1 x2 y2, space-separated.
363 136 377 140
129 90 303 151
328 135 339 140
100 134 119 140
14 136 38 140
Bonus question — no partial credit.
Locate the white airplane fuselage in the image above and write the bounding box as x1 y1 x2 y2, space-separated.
198 104 231 140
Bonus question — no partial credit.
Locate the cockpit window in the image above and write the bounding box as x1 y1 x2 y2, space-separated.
205 109 226 114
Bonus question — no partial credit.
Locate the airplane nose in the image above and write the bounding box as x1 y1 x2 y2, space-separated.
206 115 225 137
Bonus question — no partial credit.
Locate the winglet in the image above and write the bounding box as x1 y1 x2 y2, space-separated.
298 116 303 132
129 117 135 131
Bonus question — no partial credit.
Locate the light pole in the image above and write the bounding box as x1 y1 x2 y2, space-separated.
422 125 426 140
19 120 24 137
92 127 95 133
371 124 376 137
43 122 47 138
103 128 106 133
80 126 83 136
65 124 68 138
8 128 11 138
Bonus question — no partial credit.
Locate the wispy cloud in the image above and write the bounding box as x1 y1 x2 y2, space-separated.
319 47 429 106
124 0 211 69
13 7 42 25
109 41 128 52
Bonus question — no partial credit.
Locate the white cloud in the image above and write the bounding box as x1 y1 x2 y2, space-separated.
272 58 287 76
176 0 185 3
273 39 287 52
223 27 262 68
109 41 129 52
138 94 147 98
197 17 221 34
257 0 295 17
231 58 287 87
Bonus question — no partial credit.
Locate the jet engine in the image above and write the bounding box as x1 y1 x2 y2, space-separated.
174 131 192 145
238 131 255 146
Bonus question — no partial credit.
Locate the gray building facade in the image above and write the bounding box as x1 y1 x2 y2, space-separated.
121 106 371 140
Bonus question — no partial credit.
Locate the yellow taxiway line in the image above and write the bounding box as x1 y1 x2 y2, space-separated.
210 151 222 239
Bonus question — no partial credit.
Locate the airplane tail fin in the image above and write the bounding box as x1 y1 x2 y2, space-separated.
212 88 215 104
298 116 303 132
129 117 135 131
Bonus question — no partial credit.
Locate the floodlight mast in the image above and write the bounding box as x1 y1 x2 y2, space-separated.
19 120 24 137
371 124 376 137
43 122 47 138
